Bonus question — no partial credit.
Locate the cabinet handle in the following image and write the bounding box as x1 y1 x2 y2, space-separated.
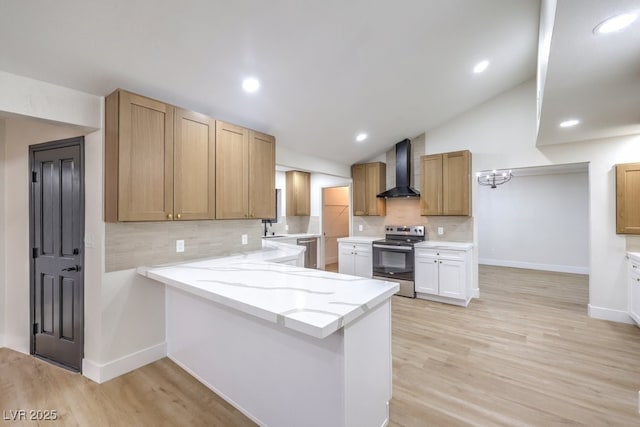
633 265 637 269
167 213 173 220
176 213 182 220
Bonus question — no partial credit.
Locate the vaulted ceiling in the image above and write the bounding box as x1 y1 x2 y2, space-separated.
0 0 637 166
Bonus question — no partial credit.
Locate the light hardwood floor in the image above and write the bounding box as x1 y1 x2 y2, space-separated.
1 265 639 426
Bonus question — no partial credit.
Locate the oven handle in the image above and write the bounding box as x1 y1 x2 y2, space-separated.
372 244 413 251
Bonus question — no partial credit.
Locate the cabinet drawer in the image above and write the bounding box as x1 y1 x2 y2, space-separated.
416 249 465 261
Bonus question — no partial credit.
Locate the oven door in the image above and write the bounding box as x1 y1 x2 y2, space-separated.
372 243 414 282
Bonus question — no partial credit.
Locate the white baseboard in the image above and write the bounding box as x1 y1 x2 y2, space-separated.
588 304 634 324
83 341 167 383
471 288 480 299
479 258 589 275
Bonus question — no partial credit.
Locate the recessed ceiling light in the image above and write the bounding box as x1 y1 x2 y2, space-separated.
356 133 368 142
560 119 580 128
242 77 260 93
594 13 638 34
473 60 490 74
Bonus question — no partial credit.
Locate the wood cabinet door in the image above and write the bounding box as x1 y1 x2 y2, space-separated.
420 155 443 215
216 121 248 219
352 164 367 215
366 162 386 216
616 163 640 234
174 108 215 220
286 171 310 216
248 130 275 219
117 91 174 221
443 150 471 216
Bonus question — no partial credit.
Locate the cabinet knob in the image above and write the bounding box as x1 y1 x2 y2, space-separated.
633 265 637 269
434 260 437 263
176 213 182 220
637 278 640 282
167 213 173 220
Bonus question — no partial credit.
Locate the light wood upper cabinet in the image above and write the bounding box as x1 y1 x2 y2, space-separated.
105 90 216 222
420 150 471 216
352 162 386 216
286 171 311 216
616 162 640 234
248 131 276 219
174 108 215 220
216 121 276 219
105 90 175 222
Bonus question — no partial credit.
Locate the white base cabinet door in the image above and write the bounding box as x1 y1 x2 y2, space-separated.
415 252 439 294
339 242 372 278
415 246 472 306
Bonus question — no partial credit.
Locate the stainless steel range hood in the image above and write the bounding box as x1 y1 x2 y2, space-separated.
376 139 420 198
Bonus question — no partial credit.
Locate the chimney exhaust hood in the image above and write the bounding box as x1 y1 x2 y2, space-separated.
377 139 420 198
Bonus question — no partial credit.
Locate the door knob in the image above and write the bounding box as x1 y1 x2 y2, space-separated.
62 265 81 272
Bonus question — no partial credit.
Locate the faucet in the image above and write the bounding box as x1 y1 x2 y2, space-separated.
263 220 272 237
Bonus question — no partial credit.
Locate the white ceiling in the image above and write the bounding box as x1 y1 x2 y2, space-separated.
0 0 637 166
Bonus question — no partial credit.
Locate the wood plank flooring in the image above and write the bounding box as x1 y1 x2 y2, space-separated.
389 266 640 426
1 265 639 426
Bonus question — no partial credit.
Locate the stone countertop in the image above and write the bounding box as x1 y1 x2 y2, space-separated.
627 251 640 262
414 241 474 250
137 244 399 339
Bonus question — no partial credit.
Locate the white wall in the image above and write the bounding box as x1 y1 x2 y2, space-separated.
477 171 589 274
0 119 5 347
0 70 101 131
3 118 96 353
426 78 640 322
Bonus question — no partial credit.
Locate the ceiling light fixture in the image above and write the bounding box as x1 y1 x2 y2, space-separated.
356 133 368 142
594 13 638 34
477 170 513 189
473 60 490 74
242 77 260 93
560 119 580 128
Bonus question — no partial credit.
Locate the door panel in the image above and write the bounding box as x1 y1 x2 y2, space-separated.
30 138 84 372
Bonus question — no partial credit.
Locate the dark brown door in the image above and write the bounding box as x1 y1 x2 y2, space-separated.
30 137 84 372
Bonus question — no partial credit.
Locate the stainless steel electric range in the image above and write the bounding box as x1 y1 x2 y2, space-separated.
372 225 426 298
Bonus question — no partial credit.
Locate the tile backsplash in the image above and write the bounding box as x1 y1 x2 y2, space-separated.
352 198 473 242
106 220 263 272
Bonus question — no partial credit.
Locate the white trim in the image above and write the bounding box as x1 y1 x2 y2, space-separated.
82 342 167 383
471 288 480 299
479 258 589 275
588 304 634 324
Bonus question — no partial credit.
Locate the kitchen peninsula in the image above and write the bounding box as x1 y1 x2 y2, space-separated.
137 242 399 427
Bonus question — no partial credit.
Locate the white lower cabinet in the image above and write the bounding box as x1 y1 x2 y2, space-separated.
415 246 472 306
339 242 372 278
628 253 640 325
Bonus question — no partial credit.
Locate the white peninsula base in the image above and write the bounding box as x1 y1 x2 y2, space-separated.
167 286 392 427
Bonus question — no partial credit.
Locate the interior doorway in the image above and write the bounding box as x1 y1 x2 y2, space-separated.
322 186 349 272
29 136 85 372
